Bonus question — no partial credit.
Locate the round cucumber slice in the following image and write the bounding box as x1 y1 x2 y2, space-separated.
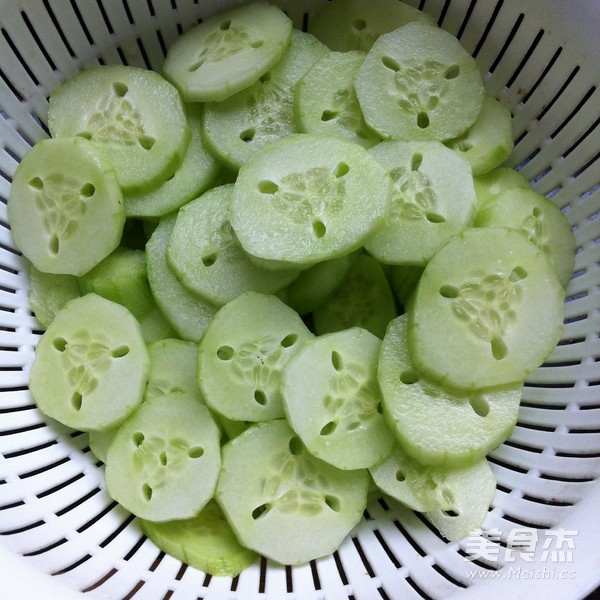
445 95 514 176
378 315 520 466
230 133 392 265
312 253 397 339
198 292 313 422
355 22 485 141
29 293 149 432
473 166 531 211
308 0 435 52
364 140 477 265
474 187 576 287
163 2 292 102
145 338 204 404
124 103 222 218
279 251 358 316
408 228 565 391
282 327 395 470
167 184 300 306
216 419 370 565
294 50 381 148
88 427 116 463
105 392 221 522
370 443 457 512
140 500 258 577
8 137 125 276
28 264 80 329
48 65 189 193
202 29 328 170
146 214 218 343
424 458 496 542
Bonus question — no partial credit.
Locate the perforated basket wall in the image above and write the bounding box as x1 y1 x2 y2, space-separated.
1 0 600 599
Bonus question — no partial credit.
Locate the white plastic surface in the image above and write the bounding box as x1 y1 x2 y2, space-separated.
1 1 600 599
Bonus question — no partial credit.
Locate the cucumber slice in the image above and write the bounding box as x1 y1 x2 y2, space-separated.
146 215 218 343
279 251 358 316
230 133 392 265
140 500 258 576
88 427 116 463
202 29 328 170
28 264 80 329
473 167 530 209
308 0 435 52
8 137 125 276
445 96 514 176
355 22 485 141
198 292 313 422
370 443 454 512
29 294 149 432
387 264 424 308
105 392 221 522
424 458 496 542
167 184 300 306
163 2 292 102
124 104 222 218
378 315 520 466
282 327 395 470
408 228 565 391
312 253 397 339
474 187 576 287
294 50 381 148
145 338 204 405
48 65 189 193
78 247 176 344
216 419 370 565
364 140 476 266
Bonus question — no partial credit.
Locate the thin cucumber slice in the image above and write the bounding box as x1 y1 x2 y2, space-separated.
408 228 565 391
202 29 328 170
140 500 258 576
312 253 397 339
378 315 520 466
105 392 221 522
91 336 210 461
279 251 358 316
445 96 514 176
370 443 454 512
29 294 149 432
364 140 476 266
387 264 424 308
424 458 496 542
163 3 292 102
48 65 189 193
28 264 80 329
294 51 381 148
474 187 576 287
145 338 204 404
167 184 300 306
473 167 530 209
198 292 313 422
78 247 176 344
282 327 395 470
308 0 435 52
230 133 392 265
124 104 222 218
146 215 218 343
88 428 116 463
216 419 370 565
8 137 125 276
355 22 485 141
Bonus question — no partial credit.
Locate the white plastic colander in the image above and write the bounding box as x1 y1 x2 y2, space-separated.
1 0 600 599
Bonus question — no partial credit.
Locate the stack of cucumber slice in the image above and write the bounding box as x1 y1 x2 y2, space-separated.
8 0 575 574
